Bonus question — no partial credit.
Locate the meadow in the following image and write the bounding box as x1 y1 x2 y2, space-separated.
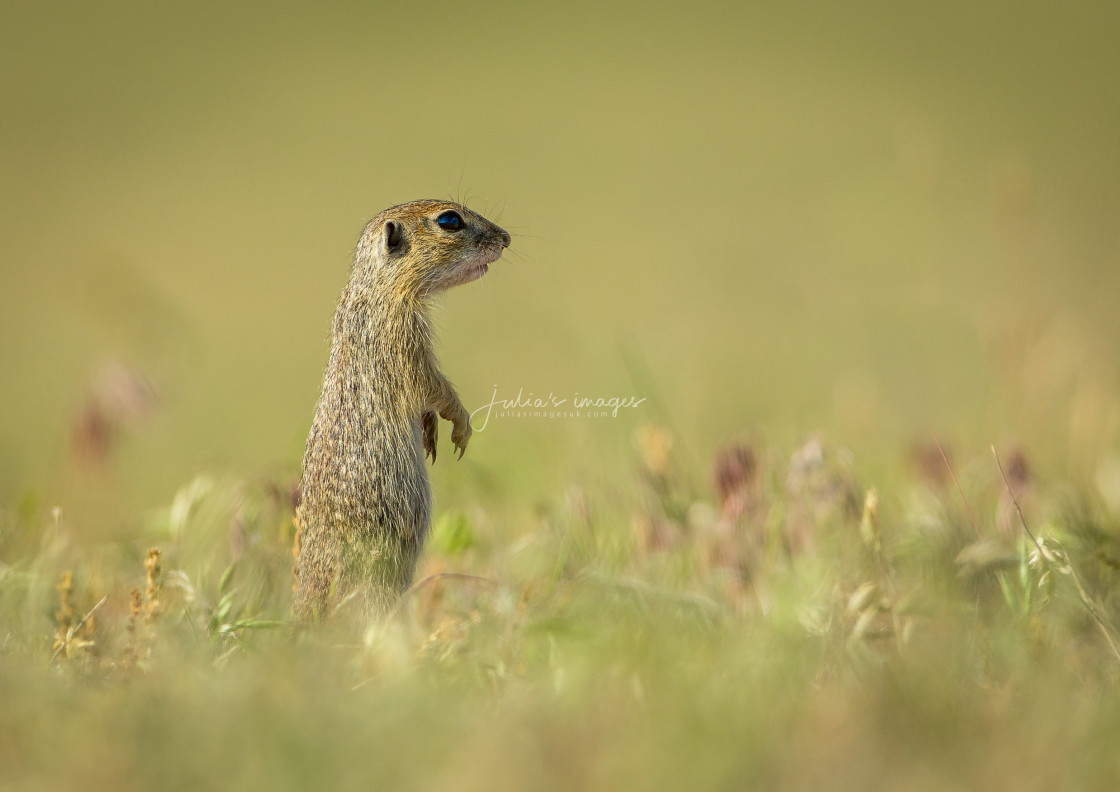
4 431 1120 790
2 2 1120 789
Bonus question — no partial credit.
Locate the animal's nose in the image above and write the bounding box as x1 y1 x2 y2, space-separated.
497 229 511 248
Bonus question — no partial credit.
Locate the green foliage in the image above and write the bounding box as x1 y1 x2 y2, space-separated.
3 436 1120 790
431 510 476 556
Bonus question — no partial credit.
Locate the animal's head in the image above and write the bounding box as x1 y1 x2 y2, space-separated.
356 200 510 298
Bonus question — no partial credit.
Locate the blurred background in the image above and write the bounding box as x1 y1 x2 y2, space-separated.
1 0 1118 529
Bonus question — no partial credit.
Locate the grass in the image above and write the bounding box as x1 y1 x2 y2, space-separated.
3 430 1120 791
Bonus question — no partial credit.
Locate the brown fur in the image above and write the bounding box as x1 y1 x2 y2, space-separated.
292 200 510 620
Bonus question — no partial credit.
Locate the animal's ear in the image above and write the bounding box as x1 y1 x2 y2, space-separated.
384 220 403 254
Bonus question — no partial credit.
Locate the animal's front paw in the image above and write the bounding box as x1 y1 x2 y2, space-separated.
451 413 472 461
422 410 438 463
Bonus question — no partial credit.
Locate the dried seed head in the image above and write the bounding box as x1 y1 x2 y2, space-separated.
55 571 76 632
712 443 759 514
52 573 98 662
129 587 143 621
859 488 880 550
144 548 162 620
70 361 158 467
847 582 881 614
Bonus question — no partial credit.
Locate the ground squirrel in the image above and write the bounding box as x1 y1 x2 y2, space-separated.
292 200 510 620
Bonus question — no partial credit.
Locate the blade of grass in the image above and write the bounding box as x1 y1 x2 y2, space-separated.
52 594 108 661
932 431 981 539
992 445 1120 664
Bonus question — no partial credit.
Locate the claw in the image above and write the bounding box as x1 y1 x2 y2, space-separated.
422 411 438 464
457 446 465 461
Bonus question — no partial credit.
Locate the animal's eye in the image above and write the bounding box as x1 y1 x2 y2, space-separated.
436 211 464 232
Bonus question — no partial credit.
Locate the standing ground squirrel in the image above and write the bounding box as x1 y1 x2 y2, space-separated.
292 200 510 620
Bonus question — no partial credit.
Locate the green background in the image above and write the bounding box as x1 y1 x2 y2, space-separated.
2 0 1118 518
